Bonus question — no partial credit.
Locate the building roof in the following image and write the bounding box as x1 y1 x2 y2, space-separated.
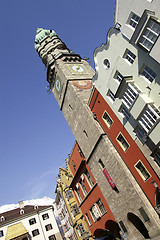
5 222 28 240
0 205 52 226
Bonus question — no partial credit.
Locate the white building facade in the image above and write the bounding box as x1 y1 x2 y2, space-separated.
0 204 62 240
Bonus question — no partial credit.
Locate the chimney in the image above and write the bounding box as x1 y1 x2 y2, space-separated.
18 201 24 209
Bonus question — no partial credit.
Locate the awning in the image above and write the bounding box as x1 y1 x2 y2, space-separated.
5 222 28 240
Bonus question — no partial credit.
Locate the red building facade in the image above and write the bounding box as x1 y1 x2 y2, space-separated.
68 142 119 238
89 88 160 209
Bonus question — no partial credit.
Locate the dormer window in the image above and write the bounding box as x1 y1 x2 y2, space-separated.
20 209 25 215
34 205 39 210
1 216 5 222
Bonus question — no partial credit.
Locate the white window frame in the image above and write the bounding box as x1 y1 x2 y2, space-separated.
96 199 107 216
134 160 151 182
107 89 115 102
76 223 85 236
124 49 136 64
140 65 156 83
127 12 140 29
102 111 113 128
85 213 92 226
122 83 139 109
139 19 160 51
119 105 131 120
138 104 160 133
114 70 123 82
79 179 88 196
116 133 130 152
84 169 94 188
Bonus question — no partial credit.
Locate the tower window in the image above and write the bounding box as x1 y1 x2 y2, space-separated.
135 161 151 181
116 133 129 152
139 19 160 51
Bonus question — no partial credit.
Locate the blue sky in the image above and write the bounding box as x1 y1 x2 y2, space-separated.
0 0 115 206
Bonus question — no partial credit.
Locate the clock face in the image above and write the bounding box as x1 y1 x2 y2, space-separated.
55 77 62 96
55 79 61 92
72 65 84 73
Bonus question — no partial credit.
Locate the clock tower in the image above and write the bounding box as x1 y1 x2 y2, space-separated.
35 28 104 160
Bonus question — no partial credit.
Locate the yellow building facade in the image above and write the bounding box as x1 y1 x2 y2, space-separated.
56 159 93 240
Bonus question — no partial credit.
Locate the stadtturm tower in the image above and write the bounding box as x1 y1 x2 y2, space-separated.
35 29 160 240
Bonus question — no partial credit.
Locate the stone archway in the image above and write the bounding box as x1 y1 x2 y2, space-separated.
105 220 121 239
127 212 150 239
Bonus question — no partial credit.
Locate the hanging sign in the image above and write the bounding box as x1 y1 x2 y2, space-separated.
103 168 116 189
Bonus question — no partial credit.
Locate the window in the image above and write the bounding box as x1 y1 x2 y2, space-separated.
0 231 3 237
122 83 139 109
102 111 113 128
63 224 69 233
29 218 36 225
135 126 147 143
139 19 160 51
128 12 140 29
42 213 49 220
32 229 40 237
117 133 129 152
141 65 156 83
20 209 24 215
152 151 160 167
76 223 85 236
72 161 76 171
84 169 94 187
71 204 80 217
49 235 56 240
85 213 92 226
103 59 110 69
124 49 136 64
1 216 5 222
135 161 151 181
119 105 131 120
107 90 115 102
139 104 160 132
96 199 107 215
75 188 82 203
98 159 105 169
79 179 88 196
90 205 100 221
114 71 123 82
65 189 73 199
45 224 53 231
